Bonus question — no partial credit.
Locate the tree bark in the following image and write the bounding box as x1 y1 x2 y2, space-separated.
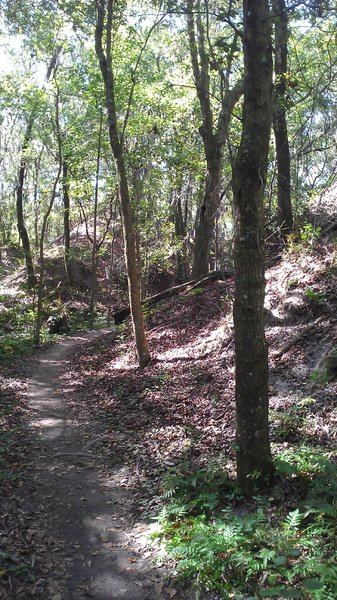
16 49 62 290
273 0 293 240
95 0 150 368
186 0 243 278
16 116 37 289
232 0 274 494
33 149 43 250
106 206 117 327
173 187 189 282
89 107 103 322
34 88 62 346
62 160 73 285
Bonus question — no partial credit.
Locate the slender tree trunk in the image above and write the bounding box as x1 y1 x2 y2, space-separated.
16 116 37 289
95 0 150 368
214 214 219 271
33 149 43 250
34 89 62 345
89 107 103 322
273 0 293 240
62 160 73 285
16 49 61 290
132 173 147 299
106 209 117 327
174 189 189 282
232 0 274 494
187 0 243 278
135 227 144 299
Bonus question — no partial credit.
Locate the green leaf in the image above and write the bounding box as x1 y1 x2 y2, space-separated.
260 588 301 598
281 590 301 598
287 548 301 557
303 578 324 591
259 588 284 597
273 555 287 566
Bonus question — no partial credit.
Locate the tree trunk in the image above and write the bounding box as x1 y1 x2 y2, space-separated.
192 159 221 277
273 0 293 240
89 107 103 322
16 49 61 290
33 149 43 251
95 0 150 368
16 116 37 289
106 209 117 327
232 0 274 494
186 0 243 279
173 188 189 282
62 161 73 285
34 89 62 345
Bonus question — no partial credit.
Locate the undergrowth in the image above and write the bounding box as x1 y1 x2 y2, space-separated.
154 448 337 599
0 293 106 361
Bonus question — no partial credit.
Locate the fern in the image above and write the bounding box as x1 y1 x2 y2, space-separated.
256 548 277 568
155 451 337 598
282 509 303 531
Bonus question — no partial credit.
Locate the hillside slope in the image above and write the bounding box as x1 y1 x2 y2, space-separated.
1 236 336 599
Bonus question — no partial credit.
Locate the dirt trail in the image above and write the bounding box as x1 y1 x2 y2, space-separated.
26 330 177 600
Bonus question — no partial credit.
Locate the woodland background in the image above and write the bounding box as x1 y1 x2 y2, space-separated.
0 1 337 599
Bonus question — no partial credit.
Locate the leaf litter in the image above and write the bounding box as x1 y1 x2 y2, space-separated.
1 240 336 599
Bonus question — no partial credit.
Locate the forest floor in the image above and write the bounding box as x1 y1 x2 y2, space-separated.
0 330 201 600
1 236 337 599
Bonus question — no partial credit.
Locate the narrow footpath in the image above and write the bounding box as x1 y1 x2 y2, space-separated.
24 330 188 600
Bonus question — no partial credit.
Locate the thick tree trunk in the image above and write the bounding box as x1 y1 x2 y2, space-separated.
192 159 221 277
95 0 150 368
16 116 36 289
273 0 293 240
232 0 274 494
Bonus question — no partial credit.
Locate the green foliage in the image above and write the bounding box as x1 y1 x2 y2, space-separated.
269 396 317 440
300 224 321 247
0 299 36 360
287 223 323 255
0 287 112 361
68 307 106 332
0 549 34 580
190 287 204 298
310 368 330 386
154 450 337 598
0 334 34 360
274 446 335 479
304 288 326 303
